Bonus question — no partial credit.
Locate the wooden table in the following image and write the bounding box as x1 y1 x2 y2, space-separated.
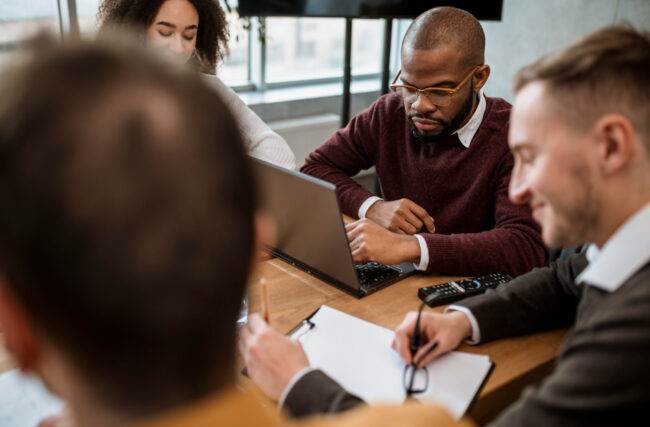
0 256 567 425
247 257 568 425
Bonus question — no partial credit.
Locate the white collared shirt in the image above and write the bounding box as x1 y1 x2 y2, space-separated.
576 201 650 292
451 201 650 344
454 90 487 148
358 92 487 271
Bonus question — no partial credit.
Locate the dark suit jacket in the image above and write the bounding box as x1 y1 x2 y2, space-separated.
284 253 650 426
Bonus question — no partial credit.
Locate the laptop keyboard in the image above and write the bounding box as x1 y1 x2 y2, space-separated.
355 262 400 289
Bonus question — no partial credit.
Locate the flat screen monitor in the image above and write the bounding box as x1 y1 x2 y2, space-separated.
237 1 503 20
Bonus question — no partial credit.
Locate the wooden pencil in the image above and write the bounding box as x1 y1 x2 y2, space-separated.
261 281 270 324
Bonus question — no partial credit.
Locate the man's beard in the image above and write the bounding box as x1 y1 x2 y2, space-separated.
407 90 476 143
542 164 600 249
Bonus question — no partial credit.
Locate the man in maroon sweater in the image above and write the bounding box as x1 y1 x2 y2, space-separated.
301 7 546 276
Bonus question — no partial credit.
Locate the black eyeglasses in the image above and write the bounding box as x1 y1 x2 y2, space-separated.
403 360 429 395
404 292 440 396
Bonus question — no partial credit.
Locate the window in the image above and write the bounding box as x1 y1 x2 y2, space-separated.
351 19 384 76
219 4 250 86
76 0 100 37
264 17 385 86
266 17 345 84
0 0 394 93
0 0 60 67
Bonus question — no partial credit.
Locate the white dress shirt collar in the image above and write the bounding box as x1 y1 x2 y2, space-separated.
576 202 650 292
454 92 486 148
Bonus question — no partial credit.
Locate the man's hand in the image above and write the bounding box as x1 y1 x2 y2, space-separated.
238 314 310 401
392 311 472 368
346 218 422 265
366 199 435 235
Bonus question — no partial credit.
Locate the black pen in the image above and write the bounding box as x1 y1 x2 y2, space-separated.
406 292 440 396
410 292 440 362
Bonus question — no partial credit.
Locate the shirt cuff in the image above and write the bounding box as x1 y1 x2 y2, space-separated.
412 234 429 271
358 196 382 219
278 367 316 408
445 305 481 344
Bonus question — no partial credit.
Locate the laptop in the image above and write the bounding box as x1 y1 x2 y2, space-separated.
252 158 416 297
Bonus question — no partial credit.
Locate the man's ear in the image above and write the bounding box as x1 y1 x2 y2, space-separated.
0 282 40 373
594 113 635 176
473 64 490 93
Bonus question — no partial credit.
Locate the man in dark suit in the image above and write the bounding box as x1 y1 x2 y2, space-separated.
240 26 650 425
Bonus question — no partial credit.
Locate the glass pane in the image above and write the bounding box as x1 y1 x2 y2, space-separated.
219 1 249 86
392 19 412 73
0 0 60 68
76 0 101 37
266 17 344 84
351 19 382 76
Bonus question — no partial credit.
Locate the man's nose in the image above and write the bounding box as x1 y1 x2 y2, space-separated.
410 92 437 115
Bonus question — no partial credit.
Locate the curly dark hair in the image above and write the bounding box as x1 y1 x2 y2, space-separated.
97 0 229 74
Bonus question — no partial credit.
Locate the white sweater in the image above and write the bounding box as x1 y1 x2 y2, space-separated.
205 75 296 170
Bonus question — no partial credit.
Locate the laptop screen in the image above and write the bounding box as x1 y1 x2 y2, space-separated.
252 159 361 291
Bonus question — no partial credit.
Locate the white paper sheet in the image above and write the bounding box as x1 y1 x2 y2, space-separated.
293 305 492 419
0 370 64 427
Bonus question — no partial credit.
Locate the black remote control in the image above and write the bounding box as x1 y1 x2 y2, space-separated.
418 273 513 306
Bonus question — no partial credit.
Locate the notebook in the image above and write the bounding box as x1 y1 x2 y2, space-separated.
252 158 415 298
290 305 494 419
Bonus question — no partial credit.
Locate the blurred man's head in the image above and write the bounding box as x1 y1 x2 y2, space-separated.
0 36 256 423
394 6 490 142
508 26 650 248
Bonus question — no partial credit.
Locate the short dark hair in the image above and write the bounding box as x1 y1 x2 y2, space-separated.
403 6 485 68
98 0 229 74
0 36 255 418
513 25 650 146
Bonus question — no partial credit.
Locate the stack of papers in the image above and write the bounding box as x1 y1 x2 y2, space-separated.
293 305 493 419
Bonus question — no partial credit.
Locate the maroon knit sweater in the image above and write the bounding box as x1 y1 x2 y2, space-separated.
301 93 547 277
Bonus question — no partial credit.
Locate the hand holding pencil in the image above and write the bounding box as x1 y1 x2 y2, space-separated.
238 278 310 401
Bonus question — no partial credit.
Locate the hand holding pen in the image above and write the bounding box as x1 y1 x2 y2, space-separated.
392 293 474 369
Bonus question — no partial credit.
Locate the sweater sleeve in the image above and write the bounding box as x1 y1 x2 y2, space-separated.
420 149 547 276
300 103 380 218
208 76 296 170
457 253 587 343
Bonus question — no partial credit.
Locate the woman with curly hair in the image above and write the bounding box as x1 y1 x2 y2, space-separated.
97 0 296 169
